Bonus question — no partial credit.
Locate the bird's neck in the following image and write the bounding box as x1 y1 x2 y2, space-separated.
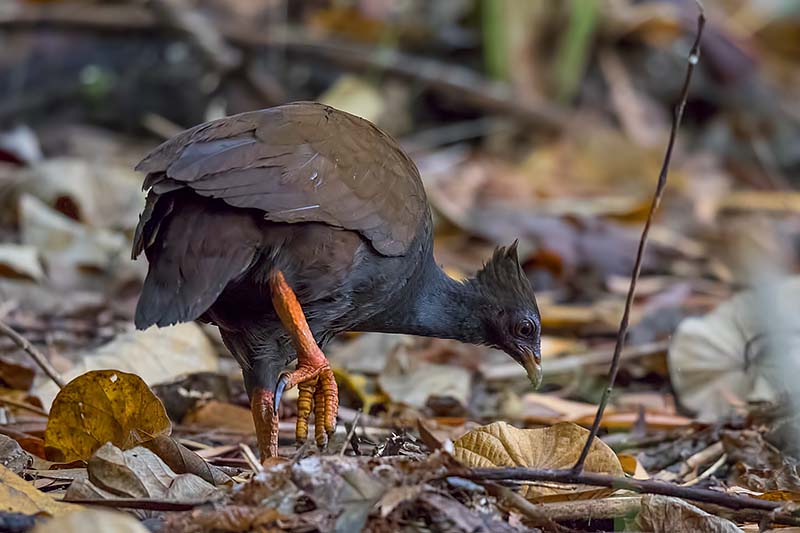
360 254 487 344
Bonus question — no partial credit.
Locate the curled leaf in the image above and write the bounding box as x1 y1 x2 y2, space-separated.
44 370 171 462
453 421 624 502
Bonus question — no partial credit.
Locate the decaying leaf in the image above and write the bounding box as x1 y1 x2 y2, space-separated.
144 435 231 486
723 430 800 493
0 244 45 281
35 322 219 409
17 157 144 230
335 468 387 533
183 400 254 434
0 434 33 474
0 357 36 391
32 508 149 533
65 443 218 503
379 346 471 410
44 370 171 462
618 453 649 480
669 277 800 421
0 463 78 516
319 75 384 125
19 193 127 270
453 421 624 501
635 494 742 533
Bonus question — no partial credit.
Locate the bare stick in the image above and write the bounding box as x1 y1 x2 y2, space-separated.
0 396 49 417
469 467 800 526
0 320 65 389
572 8 706 473
339 409 362 456
238 443 264 474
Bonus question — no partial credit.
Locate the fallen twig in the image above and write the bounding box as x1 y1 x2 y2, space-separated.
481 340 669 382
238 443 264 475
339 409 362 456
495 489 641 525
0 396 49 417
573 7 706 473
0 320 65 389
62 497 204 511
469 467 800 526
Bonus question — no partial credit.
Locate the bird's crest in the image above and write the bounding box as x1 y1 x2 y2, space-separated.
473 241 537 308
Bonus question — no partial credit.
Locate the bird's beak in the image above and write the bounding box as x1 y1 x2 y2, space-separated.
520 349 542 390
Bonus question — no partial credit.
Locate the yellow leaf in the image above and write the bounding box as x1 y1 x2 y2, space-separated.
0 463 78 516
32 508 148 533
44 370 171 462
453 421 624 502
618 453 649 479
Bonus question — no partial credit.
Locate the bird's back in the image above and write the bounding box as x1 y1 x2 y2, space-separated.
132 102 432 337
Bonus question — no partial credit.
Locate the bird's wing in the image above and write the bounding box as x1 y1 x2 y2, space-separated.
135 102 428 257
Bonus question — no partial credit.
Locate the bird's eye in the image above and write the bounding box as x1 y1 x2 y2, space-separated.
515 319 534 338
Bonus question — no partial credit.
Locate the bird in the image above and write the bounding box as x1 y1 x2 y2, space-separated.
132 102 542 460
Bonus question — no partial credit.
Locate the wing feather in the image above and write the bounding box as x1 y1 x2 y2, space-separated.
135 102 427 257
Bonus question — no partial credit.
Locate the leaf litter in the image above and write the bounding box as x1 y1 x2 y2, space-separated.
0 1 799 532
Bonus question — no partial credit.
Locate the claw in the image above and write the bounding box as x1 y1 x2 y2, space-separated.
274 372 290 412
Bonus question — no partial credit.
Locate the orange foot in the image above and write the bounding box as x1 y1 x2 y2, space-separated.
275 358 338 447
269 270 339 449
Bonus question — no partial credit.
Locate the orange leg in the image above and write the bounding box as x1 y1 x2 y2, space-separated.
269 270 338 448
251 388 278 459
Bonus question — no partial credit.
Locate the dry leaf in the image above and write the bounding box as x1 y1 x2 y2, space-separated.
183 400 254 434
32 508 148 533
44 370 171 462
35 322 219 409
0 434 33 474
143 435 231 486
635 494 742 533
572 412 693 430
18 157 143 231
453 421 624 501
319 75 384 125
0 244 44 281
0 463 77 516
379 347 471 410
618 454 649 479
0 358 36 391
65 443 218 503
19 194 127 270
669 277 800 421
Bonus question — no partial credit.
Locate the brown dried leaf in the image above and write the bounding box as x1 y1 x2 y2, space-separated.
453 421 624 502
65 443 218 503
723 430 800 493
44 370 171 462
0 358 36 391
0 434 33 474
144 435 231 486
635 494 742 533
183 400 253 433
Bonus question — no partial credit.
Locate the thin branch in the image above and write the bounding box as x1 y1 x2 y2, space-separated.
469 467 800 526
0 320 65 389
572 7 706 473
0 396 49 417
339 408 362 456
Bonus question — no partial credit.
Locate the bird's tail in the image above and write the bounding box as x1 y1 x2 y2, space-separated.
134 191 260 329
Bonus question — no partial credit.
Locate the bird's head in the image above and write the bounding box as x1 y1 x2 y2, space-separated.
471 241 542 389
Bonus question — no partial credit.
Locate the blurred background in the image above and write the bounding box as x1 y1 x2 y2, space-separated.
0 0 799 467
